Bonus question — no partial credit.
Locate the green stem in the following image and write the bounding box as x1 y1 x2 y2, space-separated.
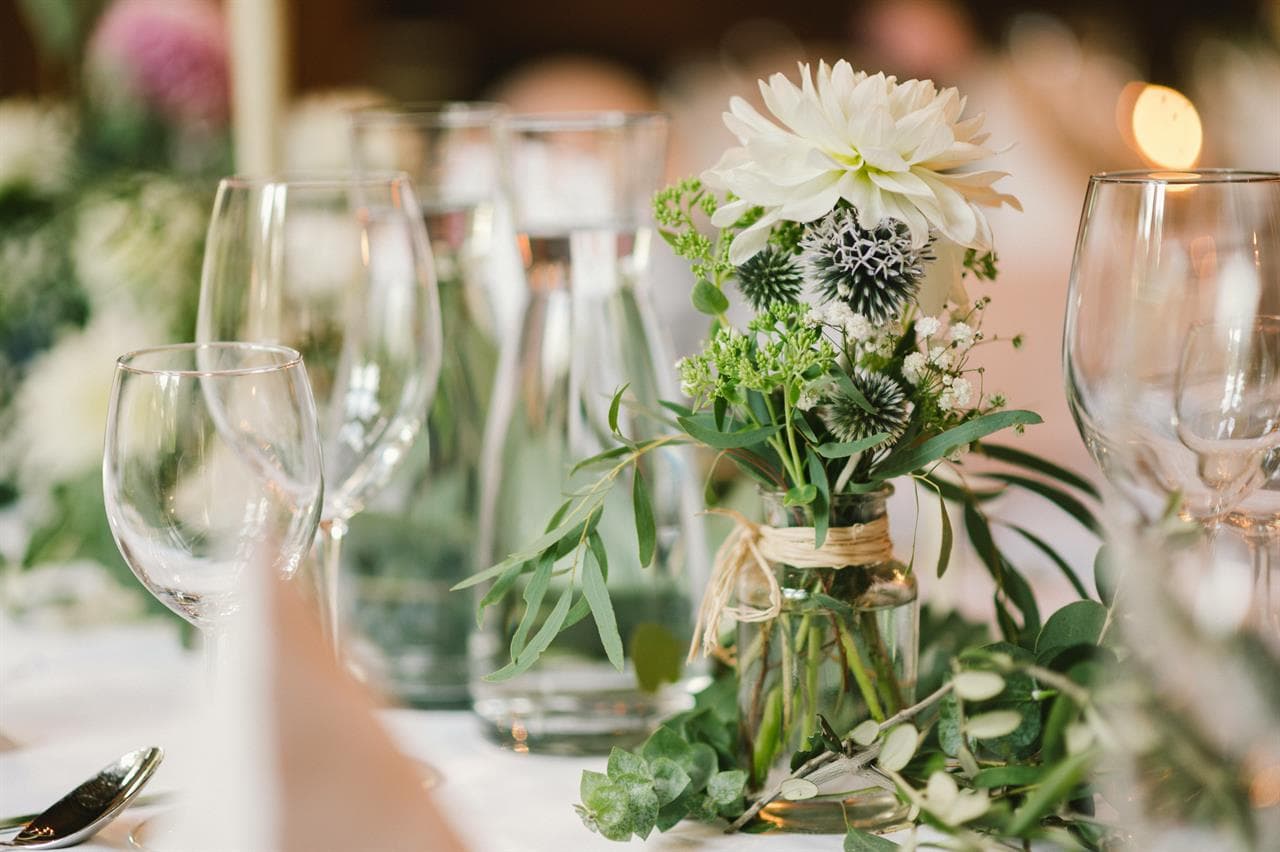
804 622 821 743
858 611 904 715
779 614 794 740
837 623 885 722
762 393 806 486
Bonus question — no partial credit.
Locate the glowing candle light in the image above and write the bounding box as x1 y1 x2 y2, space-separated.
1130 84 1203 170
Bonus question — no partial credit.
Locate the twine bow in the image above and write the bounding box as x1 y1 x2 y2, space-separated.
688 508 894 662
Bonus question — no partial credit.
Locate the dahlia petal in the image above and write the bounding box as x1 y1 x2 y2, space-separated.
727 213 777 265
709 197 753 228
878 193 932 247
726 96 788 139
776 172 841 221
868 169 933 197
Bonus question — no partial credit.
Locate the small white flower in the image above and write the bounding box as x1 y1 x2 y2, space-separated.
949 322 975 350
824 301 855 328
702 61 1020 264
929 345 953 371
845 313 873 342
902 352 928 385
950 376 973 407
915 316 942 338
796 389 819 411
804 306 825 326
939 388 956 412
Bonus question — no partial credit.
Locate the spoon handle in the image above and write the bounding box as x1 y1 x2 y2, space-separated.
0 794 170 832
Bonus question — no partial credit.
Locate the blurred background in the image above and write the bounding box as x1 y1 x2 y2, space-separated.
1 0 1278 640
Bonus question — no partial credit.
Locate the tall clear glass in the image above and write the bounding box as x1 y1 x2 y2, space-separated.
471 113 707 753
196 174 442 653
1064 170 1280 624
346 104 508 707
103 342 324 657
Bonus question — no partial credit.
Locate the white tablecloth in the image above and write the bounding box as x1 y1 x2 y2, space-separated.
0 622 904 852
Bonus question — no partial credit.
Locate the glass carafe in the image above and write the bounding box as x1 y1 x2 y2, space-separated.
348 103 513 707
471 112 707 753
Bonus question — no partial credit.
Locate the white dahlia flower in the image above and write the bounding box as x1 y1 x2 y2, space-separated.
703 61 1020 264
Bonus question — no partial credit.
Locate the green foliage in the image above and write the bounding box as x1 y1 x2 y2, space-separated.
629 622 684 693
575 724 748 841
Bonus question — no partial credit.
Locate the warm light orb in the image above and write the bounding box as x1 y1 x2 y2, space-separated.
1130 84 1203 169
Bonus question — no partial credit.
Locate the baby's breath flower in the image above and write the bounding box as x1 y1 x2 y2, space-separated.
902 351 928 385
949 322 975 350
845 313 874 342
915 316 942 338
929 345 953 371
950 376 973 407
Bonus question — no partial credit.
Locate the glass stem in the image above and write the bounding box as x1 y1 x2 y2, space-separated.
1249 532 1278 635
315 517 349 655
201 627 232 693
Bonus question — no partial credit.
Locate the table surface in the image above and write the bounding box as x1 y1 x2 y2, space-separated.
0 622 913 852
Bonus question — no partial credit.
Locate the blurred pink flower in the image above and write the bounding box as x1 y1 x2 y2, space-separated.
87 0 229 127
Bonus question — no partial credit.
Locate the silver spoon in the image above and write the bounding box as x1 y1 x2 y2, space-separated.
0 747 163 848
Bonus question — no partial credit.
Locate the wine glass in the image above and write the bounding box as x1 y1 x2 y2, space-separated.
103 342 324 666
196 174 443 651
1064 170 1280 522
1176 317 1280 629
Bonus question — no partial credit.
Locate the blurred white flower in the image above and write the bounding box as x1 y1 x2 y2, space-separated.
5 309 165 490
0 559 144 628
73 178 208 327
284 89 387 172
928 344 953 371
0 99 75 196
703 60 1020 264
845 313 874 341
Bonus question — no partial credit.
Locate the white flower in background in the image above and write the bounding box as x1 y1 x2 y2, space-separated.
902 351 928 384
0 560 144 628
915 315 942 338
284 88 387 171
928 345 953 371
5 309 164 490
703 60 1020 264
73 178 207 326
0 99 75 196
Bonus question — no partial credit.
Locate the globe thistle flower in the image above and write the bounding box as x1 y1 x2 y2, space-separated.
820 371 911 443
735 247 803 310
801 209 929 324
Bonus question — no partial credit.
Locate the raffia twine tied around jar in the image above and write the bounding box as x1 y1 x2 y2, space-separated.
687 507 894 662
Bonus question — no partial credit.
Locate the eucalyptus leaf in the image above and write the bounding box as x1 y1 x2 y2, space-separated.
977 443 1100 499
691 279 730 315
676 415 782 449
608 383 629 435
966 710 1023 739
633 469 656 567
984 473 1102 535
1005 749 1095 836
851 719 880 746
707 769 747 806
875 410 1043 479
844 826 900 850
878 723 919 771
954 670 1006 702
784 484 818 506
483 583 574 682
972 765 1047 788
1007 524 1090 600
630 622 684 693
780 778 819 800
806 446 830 547
1035 600 1108 660
814 432 891 458
649 757 692 807
510 549 555 658
583 539 625 671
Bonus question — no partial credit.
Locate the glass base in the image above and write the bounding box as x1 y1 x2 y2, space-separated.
128 813 182 851
758 789 910 833
472 670 700 755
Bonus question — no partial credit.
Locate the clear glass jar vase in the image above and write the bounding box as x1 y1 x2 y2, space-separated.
738 488 918 833
470 112 707 755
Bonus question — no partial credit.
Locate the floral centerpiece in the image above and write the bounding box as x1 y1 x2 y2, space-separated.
463 61 1120 846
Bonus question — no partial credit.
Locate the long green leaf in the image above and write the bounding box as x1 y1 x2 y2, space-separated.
1007 524 1090 600
920 474 1005 504
984 473 1101 535
1005 749 1096 836
875 410 1043 479
570 445 631 476
806 446 830 548
676 416 782 449
511 549 555 658
583 537 625 671
478 558 527 616
832 370 877 415
608 383 629 435
452 497 602 590
937 488 954 579
483 583 575 682
814 432 891 459
633 469 656 567
978 443 1100 500
659 399 694 418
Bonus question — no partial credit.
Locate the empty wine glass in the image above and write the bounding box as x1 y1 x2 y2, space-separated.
196 174 443 651
1064 170 1280 521
1175 318 1280 517
102 343 324 669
